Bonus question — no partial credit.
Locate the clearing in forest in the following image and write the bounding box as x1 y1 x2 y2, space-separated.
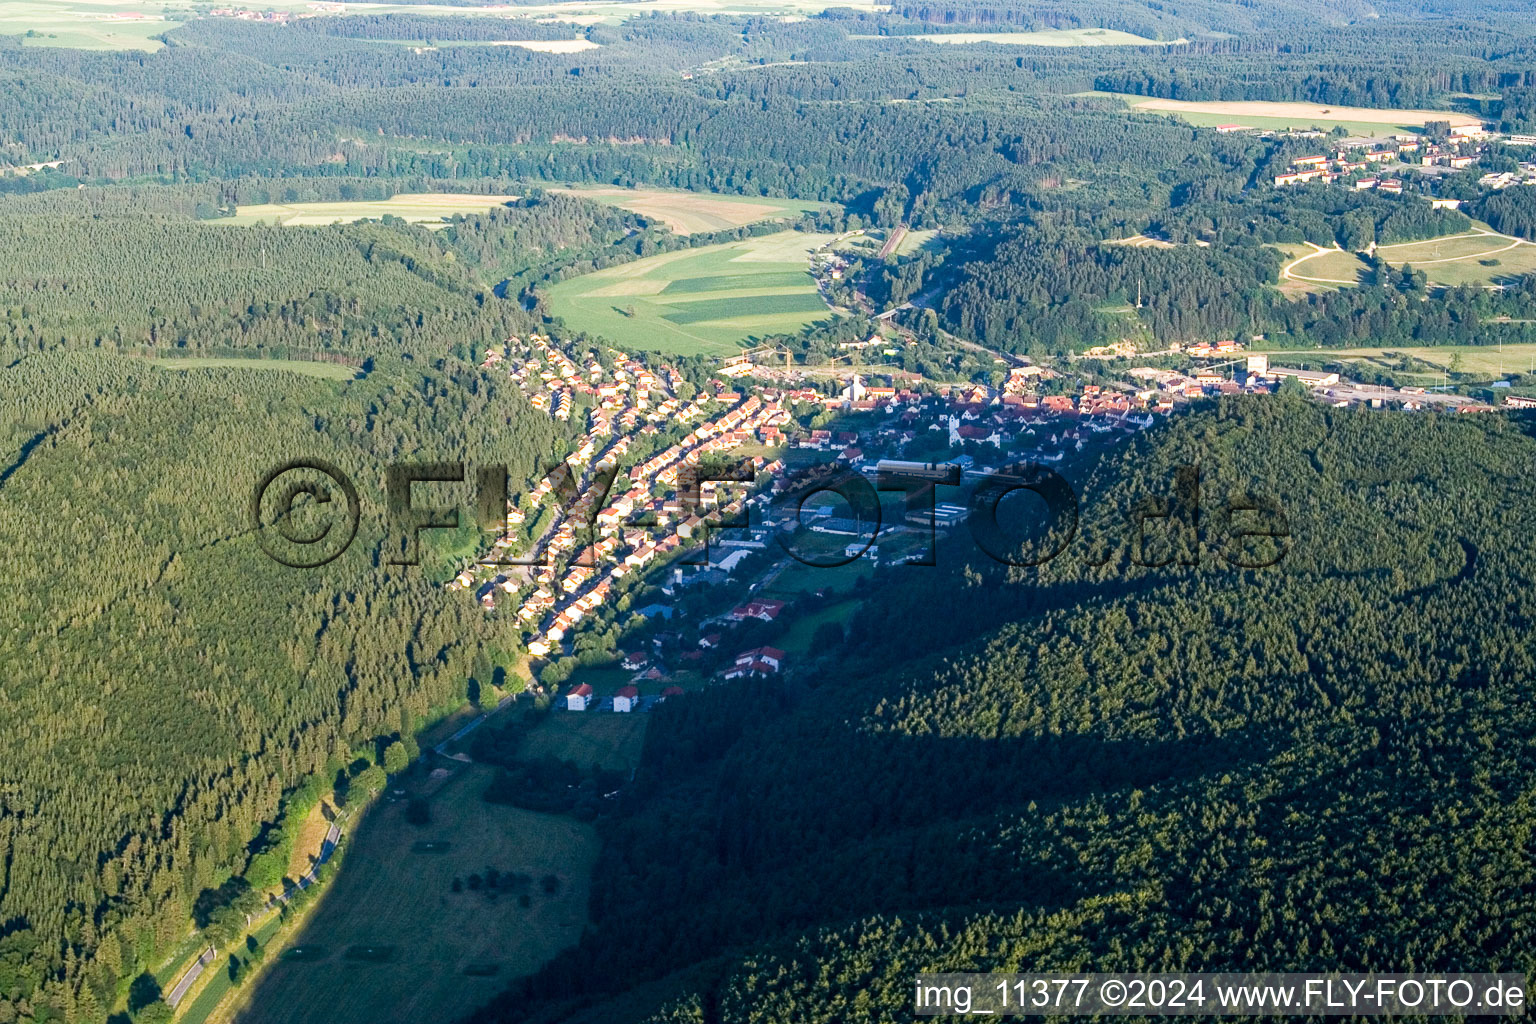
1279 230 1536 292
891 28 1175 46
549 185 836 234
222 193 520 228
1103 94 1485 136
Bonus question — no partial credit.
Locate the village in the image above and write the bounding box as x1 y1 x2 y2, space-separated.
1265 122 1536 200
443 324 1507 720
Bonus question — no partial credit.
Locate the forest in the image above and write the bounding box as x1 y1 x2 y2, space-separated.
468 397 1536 1024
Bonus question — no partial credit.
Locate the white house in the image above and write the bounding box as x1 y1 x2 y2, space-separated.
566 683 593 711
614 685 640 713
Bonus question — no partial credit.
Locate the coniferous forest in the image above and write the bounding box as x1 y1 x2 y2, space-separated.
3 0 1536 1021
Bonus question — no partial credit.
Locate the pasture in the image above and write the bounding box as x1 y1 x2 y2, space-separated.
222 193 520 228
543 231 838 355
548 185 835 234
232 763 598 1024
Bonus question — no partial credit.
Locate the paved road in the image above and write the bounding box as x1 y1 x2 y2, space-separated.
166 945 216 1008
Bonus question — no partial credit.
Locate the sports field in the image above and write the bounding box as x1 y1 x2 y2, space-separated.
549 186 835 234
1281 231 1536 291
222 193 520 228
1099 93 1484 136
233 763 598 1024
544 230 838 355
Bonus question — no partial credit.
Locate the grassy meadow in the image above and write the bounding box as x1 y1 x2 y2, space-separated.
886 28 1174 46
232 763 598 1024
149 358 362 380
543 230 838 355
1281 231 1536 291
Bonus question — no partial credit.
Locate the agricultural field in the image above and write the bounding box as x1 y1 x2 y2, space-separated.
548 186 836 234
1280 231 1536 292
232 763 598 1024
543 231 838 355
0 0 888 45
0 1 181 50
221 193 520 228
1099 93 1484 136
888 28 1175 46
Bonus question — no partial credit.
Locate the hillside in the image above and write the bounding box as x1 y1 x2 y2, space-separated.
0 345 559 1018
467 398 1536 1023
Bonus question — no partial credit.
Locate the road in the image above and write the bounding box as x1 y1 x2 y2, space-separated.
166 945 216 1008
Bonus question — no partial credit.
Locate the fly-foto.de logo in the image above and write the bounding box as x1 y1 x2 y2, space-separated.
251 458 1290 571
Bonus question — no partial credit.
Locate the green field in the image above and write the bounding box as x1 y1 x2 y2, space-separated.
875 28 1174 46
778 599 862 655
544 231 838 354
233 763 598 1024
149 358 361 380
1282 232 1536 291
220 193 520 228
0 1 182 50
519 704 650 771
547 186 835 234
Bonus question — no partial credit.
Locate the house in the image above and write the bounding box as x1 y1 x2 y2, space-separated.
621 652 648 671
723 646 786 679
613 685 640 713
661 685 685 699
566 683 593 711
729 599 785 622
698 632 722 649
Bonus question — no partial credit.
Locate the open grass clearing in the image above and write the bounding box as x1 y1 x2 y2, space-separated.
547 185 835 234
149 358 361 380
231 763 598 1024
871 28 1175 46
221 193 519 228
543 230 838 355
519 704 649 772
778 599 862 655
1279 231 1536 292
